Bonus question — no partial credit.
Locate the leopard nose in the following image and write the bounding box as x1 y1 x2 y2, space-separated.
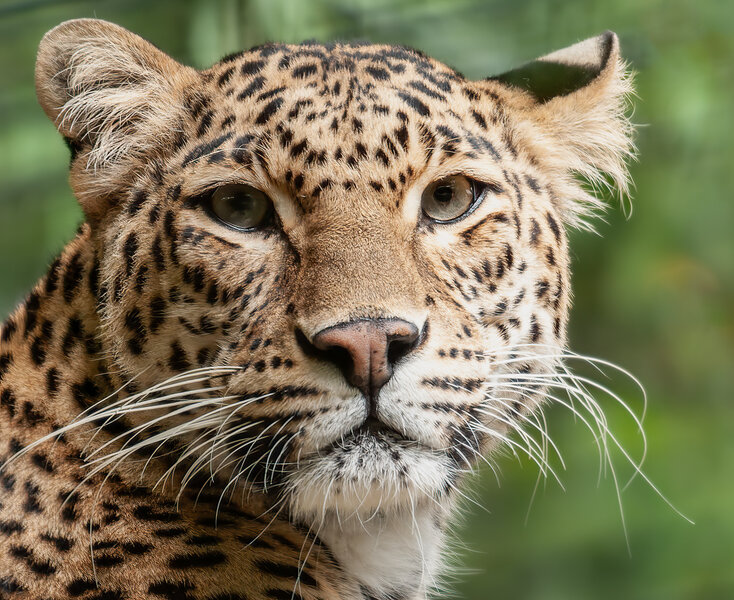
302 319 421 412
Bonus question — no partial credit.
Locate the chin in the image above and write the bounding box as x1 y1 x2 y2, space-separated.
285 426 453 522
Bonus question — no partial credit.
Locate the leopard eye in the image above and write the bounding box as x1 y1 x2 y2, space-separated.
208 184 272 231
421 175 482 223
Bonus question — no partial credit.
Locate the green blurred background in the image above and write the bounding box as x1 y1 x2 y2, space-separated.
1 0 732 598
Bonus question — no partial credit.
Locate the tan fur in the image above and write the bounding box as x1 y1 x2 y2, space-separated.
0 19 633 599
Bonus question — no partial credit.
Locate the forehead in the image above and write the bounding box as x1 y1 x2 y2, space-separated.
210 41 465 111
177 42 519 213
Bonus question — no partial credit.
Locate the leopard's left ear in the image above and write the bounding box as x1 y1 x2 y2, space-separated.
492 32 635 227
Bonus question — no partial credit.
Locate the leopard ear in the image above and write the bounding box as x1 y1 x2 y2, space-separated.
35 19 197 219
493 32 635 227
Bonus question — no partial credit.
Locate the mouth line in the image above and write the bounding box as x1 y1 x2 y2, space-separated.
321 416 421 454
356 416 405 438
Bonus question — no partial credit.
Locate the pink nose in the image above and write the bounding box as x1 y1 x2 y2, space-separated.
309 318 420 411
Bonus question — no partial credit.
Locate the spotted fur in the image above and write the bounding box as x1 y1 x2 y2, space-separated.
0 19 633 600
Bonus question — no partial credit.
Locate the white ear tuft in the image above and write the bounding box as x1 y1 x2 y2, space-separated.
35 19 197 217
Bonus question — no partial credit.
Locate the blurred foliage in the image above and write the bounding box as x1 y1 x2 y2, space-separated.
1 1 732 598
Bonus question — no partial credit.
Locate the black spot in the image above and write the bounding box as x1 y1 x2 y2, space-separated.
23 481 43 513
93 553 124 568
23 292 40 335
124 308 144 333
133 505 181 523
127 191 147 215
148 580 195 599
471 109 487 129
22 401 44 426
1 319 17 343
408 79 445 100
525 174 541 193
238 75 267 100
530 218 541 245
239 58 264 75
1 473 16 491
153 527 187 538
149 296 167 333
375 148 390 166
30 451 55 473
255 560 317 587
0 353 13 382
290 139 308 158
11 544 55 576
0 520 23 535
29 320 53 365
123 233 139 277
71 377 101 409
182 133 234 167
530 315 541 342
0 576 25 593
546 211 561 242
197 110 214 136
255 97 284 124
0 388 16 417
217 65 235 87
63 252 84 303
122 541 152 555
168 550 226 569
45 257 62 294
292 63 317 78
366 65 390 80
168 341 191 372
151 235 165 271
61 316 84 356
40 532 73 552
68 579 98 596
536 280 550 299
397 91 430 116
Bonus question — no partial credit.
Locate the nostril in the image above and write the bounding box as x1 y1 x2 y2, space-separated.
386 338 415 365
295 327 355 381
386 321 423 366
294 327 317 357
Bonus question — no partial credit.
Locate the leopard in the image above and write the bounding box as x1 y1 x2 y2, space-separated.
0 18 634 600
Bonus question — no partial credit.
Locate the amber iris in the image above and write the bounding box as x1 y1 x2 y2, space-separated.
421 175 481 222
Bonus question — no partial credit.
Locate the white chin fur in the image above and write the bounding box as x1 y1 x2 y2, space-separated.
286 432 452 520
315 505 445 599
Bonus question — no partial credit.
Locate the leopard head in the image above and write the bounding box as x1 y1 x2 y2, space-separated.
35 20 633 524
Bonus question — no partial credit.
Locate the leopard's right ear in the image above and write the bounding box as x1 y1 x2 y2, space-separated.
35 19 198 218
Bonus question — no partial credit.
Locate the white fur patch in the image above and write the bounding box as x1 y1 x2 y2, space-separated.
313 505 445 599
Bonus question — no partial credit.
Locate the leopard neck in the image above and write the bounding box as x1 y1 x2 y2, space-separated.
0 226 114 451
312 505 449 600
0 226 221 498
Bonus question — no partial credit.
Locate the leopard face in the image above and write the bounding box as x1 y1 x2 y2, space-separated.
33 20 633 527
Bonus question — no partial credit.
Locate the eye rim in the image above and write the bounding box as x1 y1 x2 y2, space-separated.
204 183 274 232
421 175 488 224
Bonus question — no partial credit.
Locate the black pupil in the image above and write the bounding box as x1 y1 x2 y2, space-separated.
232 193 253 209
434 185 454 204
